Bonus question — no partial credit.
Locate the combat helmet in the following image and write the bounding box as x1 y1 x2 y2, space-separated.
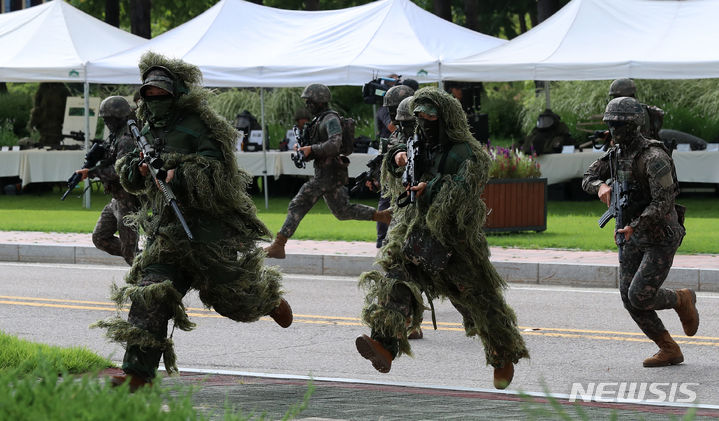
395 96 414 121
603 96 645 125
99 96 132 119
608 78 636 98
536 109 558 129
383 85 414 107
301 84 331 103
140 65 176 97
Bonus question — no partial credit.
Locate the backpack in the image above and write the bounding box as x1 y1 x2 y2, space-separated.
316 110 355 156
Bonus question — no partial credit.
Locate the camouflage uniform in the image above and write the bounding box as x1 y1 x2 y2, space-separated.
582 97 697 367
278 84 376 239
358 88 529 385
375 86 415 248
96 53 289 383
521 109 574 155
89 97 140 265
28 82 70 148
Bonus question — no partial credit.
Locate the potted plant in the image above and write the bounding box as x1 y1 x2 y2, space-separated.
481 145 547 232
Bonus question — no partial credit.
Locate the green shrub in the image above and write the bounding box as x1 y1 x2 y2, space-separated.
0 92 33 137
482 82 528 142
0 119 17 147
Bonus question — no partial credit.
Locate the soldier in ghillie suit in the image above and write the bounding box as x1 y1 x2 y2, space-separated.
28 82 70 148
582 96 698 368
73 96 140 265
264 83 391 259
95 52 292 392
356 87 529 390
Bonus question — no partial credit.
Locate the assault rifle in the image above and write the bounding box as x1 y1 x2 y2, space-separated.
60 140 106 200
598 147 629 262
590 129 611 151
350 153 384 195
290 125 309 169
62 131 88 142
396 133 422 207
127 119 194 241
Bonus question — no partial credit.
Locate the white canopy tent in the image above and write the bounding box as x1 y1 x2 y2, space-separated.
442 0 719 82
0 0 146 207
87 0 506 87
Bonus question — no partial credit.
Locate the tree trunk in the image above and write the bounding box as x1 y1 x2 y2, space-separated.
30 0 43 6
305 0 319 11
0 83 7 94
433 0 452 22
105 0 120 27
464 0 479 31
537 0 560 23
9 0 22 11
518 13 527 34
247 0 263 3
130 0 152 39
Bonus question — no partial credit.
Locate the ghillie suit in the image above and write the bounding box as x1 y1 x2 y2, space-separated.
360 87 529 370
94 52 286 381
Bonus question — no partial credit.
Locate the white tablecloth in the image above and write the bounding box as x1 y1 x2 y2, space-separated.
536 150 719 185
0 149 378 187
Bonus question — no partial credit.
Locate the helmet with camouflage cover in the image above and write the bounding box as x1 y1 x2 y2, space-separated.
99 96 132 119
301 83 331 104
603 96 645 125
395 96 414 122
140 65 176 97
608 78 636 98
383 85 414 107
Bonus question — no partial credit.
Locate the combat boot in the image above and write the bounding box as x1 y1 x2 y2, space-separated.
643 330 684 367
269 298 293 328
372 209 392 226
264 233 288 259
110 374 152 392
674 289 699 336
493 360 514 390
356 334 393 373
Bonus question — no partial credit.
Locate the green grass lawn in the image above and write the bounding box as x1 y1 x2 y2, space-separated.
1 186 717 254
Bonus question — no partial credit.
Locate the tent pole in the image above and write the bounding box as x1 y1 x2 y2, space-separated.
260 88 269 209
83 75 91 209
545 81 551 110
438 61 443 90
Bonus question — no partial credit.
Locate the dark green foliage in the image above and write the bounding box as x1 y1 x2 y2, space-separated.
0 92 33 137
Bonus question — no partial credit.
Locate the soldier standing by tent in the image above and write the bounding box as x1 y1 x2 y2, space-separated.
264 83 391 259
72 96 140 265
582 96 698 368
95 52 292 391
355 87 529 389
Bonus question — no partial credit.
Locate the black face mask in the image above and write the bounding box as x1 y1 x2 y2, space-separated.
103 117 124 133
607 121 638 146
398 120 416 139
417 117 439 144
305 99 325 116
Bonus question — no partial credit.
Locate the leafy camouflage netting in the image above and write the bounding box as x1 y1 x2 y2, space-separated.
361 87 529 366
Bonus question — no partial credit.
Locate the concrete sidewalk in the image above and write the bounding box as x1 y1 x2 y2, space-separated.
1 230 718 291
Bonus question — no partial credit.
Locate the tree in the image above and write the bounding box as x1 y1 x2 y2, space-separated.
537 0 560 23
106 0 120 27
464 0 479 32
433 0 452 21
130 0 151 39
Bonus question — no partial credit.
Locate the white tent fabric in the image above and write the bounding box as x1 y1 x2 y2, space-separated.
87 0 506 87
0 0 145 82
443 0 719 82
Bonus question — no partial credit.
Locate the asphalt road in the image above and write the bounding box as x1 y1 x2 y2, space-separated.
2 261 719 407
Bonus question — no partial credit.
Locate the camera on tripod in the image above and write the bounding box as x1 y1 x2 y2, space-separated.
362 76 399 105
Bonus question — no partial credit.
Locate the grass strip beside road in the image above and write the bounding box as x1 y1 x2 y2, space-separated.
0 189 717 254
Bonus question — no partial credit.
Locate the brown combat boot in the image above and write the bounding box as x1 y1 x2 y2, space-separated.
674 289 699 336
355 334 393 373
110 374 152 393
408 327 423 340
269 298 293 328
264 233 288 259
372 209 392 226
493 361 514 390
643 330 684 367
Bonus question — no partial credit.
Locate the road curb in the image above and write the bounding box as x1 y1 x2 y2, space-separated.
2 243 719 292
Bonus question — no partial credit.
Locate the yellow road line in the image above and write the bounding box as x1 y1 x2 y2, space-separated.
1 297 718 346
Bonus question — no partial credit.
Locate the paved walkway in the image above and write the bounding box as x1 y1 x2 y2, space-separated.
97 368 719 420
1 230 718 269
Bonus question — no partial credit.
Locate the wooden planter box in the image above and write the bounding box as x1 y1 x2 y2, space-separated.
481 178 547 233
